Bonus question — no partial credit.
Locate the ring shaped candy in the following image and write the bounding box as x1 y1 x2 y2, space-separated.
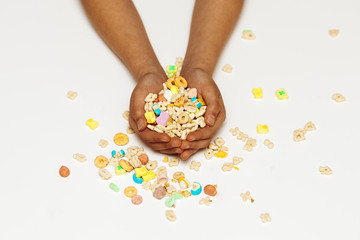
166 210 176 222
191 182 202 195
94 155 109 168
178 113 189 124
124 186 138 198
173 171 184 180
166 78 177 89
146 160 158 170
175 77 187 88
113 133 129 146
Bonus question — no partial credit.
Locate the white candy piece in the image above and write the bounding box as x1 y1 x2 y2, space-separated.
164 90 173 101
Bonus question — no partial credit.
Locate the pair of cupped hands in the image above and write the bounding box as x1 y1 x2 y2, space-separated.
129 69 226 160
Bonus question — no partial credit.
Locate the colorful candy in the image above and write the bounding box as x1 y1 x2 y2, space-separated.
142 170 156 182
276 88 288 100
133 173 144 184
257 124 269 134
191 182 202 195
109 182 120 192
144 111 156 124
252 88 263 99
86 118 99 130
59 166 70 178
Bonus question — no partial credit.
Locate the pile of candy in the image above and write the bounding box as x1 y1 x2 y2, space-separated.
144 67 207 140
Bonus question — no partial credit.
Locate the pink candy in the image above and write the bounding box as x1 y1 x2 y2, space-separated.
156 111 169 126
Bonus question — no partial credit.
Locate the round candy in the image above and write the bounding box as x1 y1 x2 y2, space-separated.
173 171 184 180
204 184 217 196
153 186 167 200
59 166 70 178
191 182 202 196
131 195 143 205
124 186 137 198
113 133 129 146
94 155 109 168
132 173 143 184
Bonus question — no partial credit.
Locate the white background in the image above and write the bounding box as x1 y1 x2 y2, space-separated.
1 0 360 239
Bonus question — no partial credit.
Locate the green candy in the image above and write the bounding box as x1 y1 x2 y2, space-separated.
165 197 176 207
172 193 184 200
109 182 119 192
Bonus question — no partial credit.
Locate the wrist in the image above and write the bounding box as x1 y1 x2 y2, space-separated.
180 67 212 84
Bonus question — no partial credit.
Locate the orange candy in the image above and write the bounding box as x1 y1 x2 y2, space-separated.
113 133 129 146
138 153 149 165
204 184 217 196
59 166 70 178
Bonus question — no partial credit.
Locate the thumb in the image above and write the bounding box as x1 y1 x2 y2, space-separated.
130 92 147 132
202 90 221 127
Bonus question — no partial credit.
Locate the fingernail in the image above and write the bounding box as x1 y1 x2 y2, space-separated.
208 114 216 126
137 119 144 130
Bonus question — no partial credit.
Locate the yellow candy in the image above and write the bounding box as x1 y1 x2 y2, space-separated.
167 104 175 108
252 88 263 99
163 156 169 162
142 170 156 182
166 65 178 74
214 151 228 158
233 166 239 171
198 97 206 106
144 111 156 124
134 166 148 178
86 118 99 130
257 124 269 134
170 85 179 94
115 165 126 175
276 88 288 100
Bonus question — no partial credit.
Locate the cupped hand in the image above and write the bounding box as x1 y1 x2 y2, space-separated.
179 69 226 160
129 72 183 155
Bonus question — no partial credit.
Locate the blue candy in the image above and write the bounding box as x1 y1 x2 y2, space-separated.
190 182 202 195
196 102 202 108
154 108 161 116
133 173 143 184
111 150 117 157
191 97 197 102
119 149 125 157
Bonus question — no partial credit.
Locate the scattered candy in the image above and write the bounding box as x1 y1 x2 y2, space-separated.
257 124 269 134
222 162 234 172
275 88 288 100
66 90 78 100
138 153 149 165
109 182 119 192
329 29 339 37
119 159 133 172
168 158 180 167
260 213 272 223
233 156 243 165
134 166 147 178
242 30 256 40
332 93 346 102
133 172 144 184
94 155 109 168
191 182 202 196
178 177 190 189
99 168 112 180
122 110 130 121
131 195 143 205
59 166 70 178
153 186 167 200
115 165 126 175
98 139 108 148
215 151 228 158
189 161 201 171
165 210 176 222
319 166 333 175
264 139 274 149
252 88 263 99
124 186 137 198
142 170 156 182
199 196 212 206
86 118 99 130
204 184 217 196
73 153 87 163
113 133 129 146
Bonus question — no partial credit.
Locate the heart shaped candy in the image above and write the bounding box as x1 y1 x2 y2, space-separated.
156 111 169 126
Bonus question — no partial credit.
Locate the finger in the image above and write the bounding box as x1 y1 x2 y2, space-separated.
186 110 226 141
159 148 184 155
129 88 148 131
179 149 198 160
136 127 171 143
149 138 182 150
202 88 222 127
180 139 211 150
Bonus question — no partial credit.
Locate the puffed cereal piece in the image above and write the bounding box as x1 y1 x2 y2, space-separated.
189 161 201 171
175 57 183 67
129 156 142 169
66 90 78 100
332 93 346 103
99 168 112 180
199 196 212 206
146 160 158 170
155 166 167 177
293 129 306 142
264 139 274 149
222 64 232 73
168 158 180 167
329 29 339 37
260 213 272 223
119 159 134 172
122 110 129 121
233 156 243 165
173 171 185 180
304 121 316 132
208 143 219 151
165 210 176 222
98 139 108 148
126 126 135 134
240 192 254 203
204 149 215 160
145 93 157 102
319 166 333 175
222 162 234 172
73 153 87 163
177 112 190 124
243 138 256 152
178 190 191 198
109 157 119 167
242 30 256 40
214 137 225 147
